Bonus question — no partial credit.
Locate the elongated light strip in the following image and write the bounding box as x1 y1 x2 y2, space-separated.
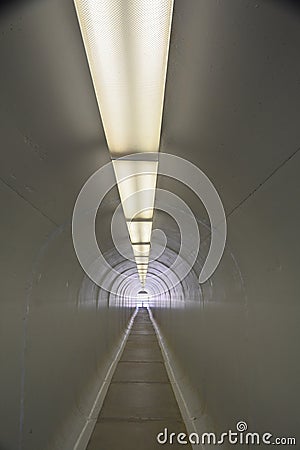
112 160 158 221
74 0 174 285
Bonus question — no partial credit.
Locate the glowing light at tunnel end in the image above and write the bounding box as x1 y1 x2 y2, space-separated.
72 153 227 295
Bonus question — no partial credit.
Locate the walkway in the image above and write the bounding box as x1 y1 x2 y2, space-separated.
87 307 191 449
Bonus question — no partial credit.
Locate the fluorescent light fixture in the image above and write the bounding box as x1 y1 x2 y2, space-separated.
112 160 158 221
139 275 146 284
137 263 148 270
132 244 150 257
127 221 152 244
73 0 174 158
135 256 149 265
74 0 174 283
137 267 148 275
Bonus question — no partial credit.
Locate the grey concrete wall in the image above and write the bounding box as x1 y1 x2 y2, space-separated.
151 150 300 448
0 179 134 450
150 1 300 447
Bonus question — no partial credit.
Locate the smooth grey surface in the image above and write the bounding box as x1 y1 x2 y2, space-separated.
113 362 169 383
120 341 163 363
129 330 157 336
87 420 188 450
131 323 155 333
99 382 181 420
152 150 300 447
127 333 158 342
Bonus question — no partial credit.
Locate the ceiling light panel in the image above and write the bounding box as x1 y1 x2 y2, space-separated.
138 270 148 276
133 244 151 258
135 256 149 265
139 275 146 284
73 0 174 157
112 160 158 221
127 221 152 244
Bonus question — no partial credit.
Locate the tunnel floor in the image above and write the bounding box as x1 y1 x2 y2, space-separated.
87 307 191 449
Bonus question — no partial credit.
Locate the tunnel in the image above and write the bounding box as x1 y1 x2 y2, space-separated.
0 0 299 449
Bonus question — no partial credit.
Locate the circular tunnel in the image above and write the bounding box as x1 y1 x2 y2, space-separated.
0 0 299 449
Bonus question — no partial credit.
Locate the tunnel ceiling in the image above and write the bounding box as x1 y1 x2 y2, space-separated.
0 0 300 286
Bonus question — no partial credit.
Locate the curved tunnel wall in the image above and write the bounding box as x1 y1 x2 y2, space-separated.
151 152 300 445
0 189 135 450
0 183 196 450
1 0 300 449
0 173 200 450
2 159 299 449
